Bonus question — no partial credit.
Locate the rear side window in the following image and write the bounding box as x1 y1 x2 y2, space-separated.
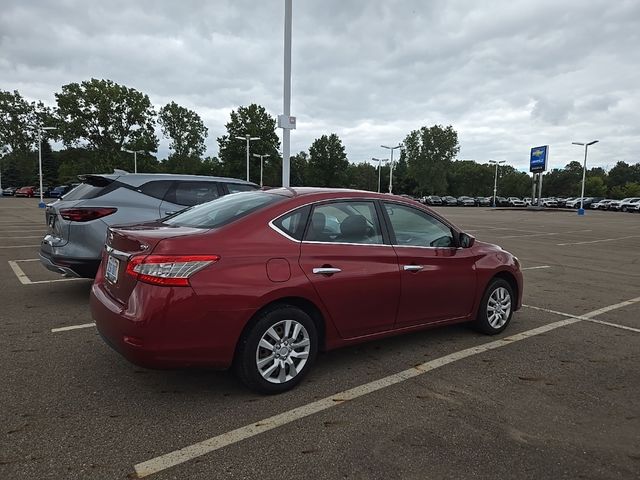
164 191 283 228
167 181 220 206
227 183 258 193
272 206 311 241
139 180 173 200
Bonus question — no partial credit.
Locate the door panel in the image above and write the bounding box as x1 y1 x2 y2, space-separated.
393 246 477 326
382 202 477 327
299 200 400 338
299 243 400 338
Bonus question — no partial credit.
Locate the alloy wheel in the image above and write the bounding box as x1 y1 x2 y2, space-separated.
487 286 512 329
255 319 311 384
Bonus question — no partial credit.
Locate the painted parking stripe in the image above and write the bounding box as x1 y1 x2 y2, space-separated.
0 235 43 239
7 260 86 285
557 235 638 246
132 296 640 478
51 323 95 333
501 229 592 239
524 301 640 333
521 265 551 271
0 244 40 249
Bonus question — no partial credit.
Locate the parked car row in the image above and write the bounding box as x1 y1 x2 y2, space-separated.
2 184 78 198
421 195 496 207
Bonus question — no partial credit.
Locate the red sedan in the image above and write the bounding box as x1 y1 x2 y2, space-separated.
15 186 36 197
91 188 523 393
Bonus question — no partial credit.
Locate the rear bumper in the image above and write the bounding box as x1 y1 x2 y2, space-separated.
39 249 100 278
90 276 252 370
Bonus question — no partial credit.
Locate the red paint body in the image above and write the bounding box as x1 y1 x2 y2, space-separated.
90 189 523 369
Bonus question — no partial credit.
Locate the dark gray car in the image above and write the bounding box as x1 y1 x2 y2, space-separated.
40 172 258 278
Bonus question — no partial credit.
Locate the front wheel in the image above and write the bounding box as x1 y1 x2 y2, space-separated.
234 306 317 394
473 278 514 335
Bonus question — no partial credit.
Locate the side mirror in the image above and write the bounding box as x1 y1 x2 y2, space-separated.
459 232 475 248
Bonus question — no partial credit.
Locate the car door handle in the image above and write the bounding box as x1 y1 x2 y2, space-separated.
403 265 424 272
312 267 342 275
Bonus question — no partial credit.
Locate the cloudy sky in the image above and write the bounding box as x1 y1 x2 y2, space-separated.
1 0 639 171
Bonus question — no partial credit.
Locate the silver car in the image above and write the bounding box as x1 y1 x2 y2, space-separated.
40 172 258 278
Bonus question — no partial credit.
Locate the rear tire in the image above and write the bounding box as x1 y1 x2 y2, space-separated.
473 278 514 335
234 305 317 394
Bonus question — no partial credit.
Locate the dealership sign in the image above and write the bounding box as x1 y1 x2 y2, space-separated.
530 145 548 173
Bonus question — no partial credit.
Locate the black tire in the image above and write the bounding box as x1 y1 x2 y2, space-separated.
234 305 318 394
473 278 515 335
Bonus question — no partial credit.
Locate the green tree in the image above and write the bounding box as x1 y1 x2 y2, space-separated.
404 125 459 195
41 139 58 186
346 162 377 191
307 134 349 187
290 151 309 187
0 90 50 154
54 79 158 161
217 104 281 184
158 102 208 173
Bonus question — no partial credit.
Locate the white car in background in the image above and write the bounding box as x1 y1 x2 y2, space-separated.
619 198 640 212
541 198 558 208
591 199 615 210
508 197 525 207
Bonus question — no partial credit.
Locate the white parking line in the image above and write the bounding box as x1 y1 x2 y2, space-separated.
7 260 86 285
51 323 95 333
501 229 592 239
132 296 640 478
557 235 638 246
0 244 40 249
521 265 551 271
524 301 640 333
0 235 43 239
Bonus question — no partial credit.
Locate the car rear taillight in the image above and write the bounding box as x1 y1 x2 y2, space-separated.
59 207 117 222
125 255 220 287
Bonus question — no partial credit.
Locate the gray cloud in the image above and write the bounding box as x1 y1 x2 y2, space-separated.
1 0 639 171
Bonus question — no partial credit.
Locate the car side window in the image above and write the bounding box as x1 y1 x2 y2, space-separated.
272 206 311 241
227 183 257 193
169 181 220 206
305 201 383 245
384 203 454 248
139 180 173 200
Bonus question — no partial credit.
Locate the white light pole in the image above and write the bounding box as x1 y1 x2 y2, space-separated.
279 0 295 188
572 140 599 215
253 153 270 188
372 157 387 193
122 149 144 174
37 126 56 208
489 160 505 207
381 144 402 194
235 135 260 182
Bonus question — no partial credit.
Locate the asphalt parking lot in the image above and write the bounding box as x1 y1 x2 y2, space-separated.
1 198 639 480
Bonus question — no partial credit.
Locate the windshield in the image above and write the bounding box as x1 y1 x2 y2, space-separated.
164 191 283 228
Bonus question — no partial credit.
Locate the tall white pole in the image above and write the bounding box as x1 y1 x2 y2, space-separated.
38 128 44 207
389 149 395 194
579 145 588 211
134 151 137 174
246 136 250 182
282 0 292 188
378 158 382 193
493 162 498 207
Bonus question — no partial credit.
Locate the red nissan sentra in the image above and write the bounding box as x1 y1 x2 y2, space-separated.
90 188 523 393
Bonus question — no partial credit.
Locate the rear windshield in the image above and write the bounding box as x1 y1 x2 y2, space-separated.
164 191 283 229
61 183 105 200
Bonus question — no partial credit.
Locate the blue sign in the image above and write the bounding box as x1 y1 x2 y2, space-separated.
530 146 548 172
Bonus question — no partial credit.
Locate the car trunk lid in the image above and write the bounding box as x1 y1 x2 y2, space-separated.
102 223 206 304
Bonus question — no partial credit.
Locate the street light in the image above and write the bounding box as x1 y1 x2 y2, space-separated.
235 135 260 182
489 160 505 207
372 157 387 193
279 0 294 188
380 144 402 194
572 140 599 215
122 149 144 174
252 153 270 188
37 126 56 208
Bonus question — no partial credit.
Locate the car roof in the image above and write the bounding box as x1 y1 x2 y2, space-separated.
78 172 258 189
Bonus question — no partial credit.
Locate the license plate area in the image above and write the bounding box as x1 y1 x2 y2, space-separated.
105 255 120 283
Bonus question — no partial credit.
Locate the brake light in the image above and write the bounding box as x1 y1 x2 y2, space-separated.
60 207 117 222
126 255 220 286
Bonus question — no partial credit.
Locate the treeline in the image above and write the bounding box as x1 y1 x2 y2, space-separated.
1 79 639 199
